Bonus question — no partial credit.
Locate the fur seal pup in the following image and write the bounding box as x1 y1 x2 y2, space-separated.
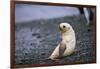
47 23 76 60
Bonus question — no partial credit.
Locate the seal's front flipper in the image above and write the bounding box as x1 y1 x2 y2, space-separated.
59 42 66 57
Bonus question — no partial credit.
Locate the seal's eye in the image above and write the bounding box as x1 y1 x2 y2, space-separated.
63 25 66 28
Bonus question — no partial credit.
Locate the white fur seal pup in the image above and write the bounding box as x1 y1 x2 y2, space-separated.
47 23 76 60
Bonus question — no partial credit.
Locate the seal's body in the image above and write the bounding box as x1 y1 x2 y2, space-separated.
48 23 76 60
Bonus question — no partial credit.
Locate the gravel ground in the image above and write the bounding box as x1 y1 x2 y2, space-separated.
15 15 96 66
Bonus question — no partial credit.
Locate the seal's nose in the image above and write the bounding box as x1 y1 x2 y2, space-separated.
59 25 62 31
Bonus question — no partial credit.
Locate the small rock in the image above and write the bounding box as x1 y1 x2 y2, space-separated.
32 33 38 36
88 28 91 31
37 35 41 38
41 53 46 55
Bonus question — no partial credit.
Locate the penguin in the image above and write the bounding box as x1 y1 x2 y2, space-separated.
47 23 76 60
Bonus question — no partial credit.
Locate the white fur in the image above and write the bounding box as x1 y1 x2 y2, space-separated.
48 23 76 60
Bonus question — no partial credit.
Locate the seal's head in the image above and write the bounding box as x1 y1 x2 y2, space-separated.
59 23 72 33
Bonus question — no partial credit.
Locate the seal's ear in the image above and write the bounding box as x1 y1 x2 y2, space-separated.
67 27 70 30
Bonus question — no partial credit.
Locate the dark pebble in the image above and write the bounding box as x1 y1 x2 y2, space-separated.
88 28 91 31
25 53 28 55
30 43 35 46
32 33 39 36
21 59 25 63
41 53 46 55
37 35 41 38
19 62 23 64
